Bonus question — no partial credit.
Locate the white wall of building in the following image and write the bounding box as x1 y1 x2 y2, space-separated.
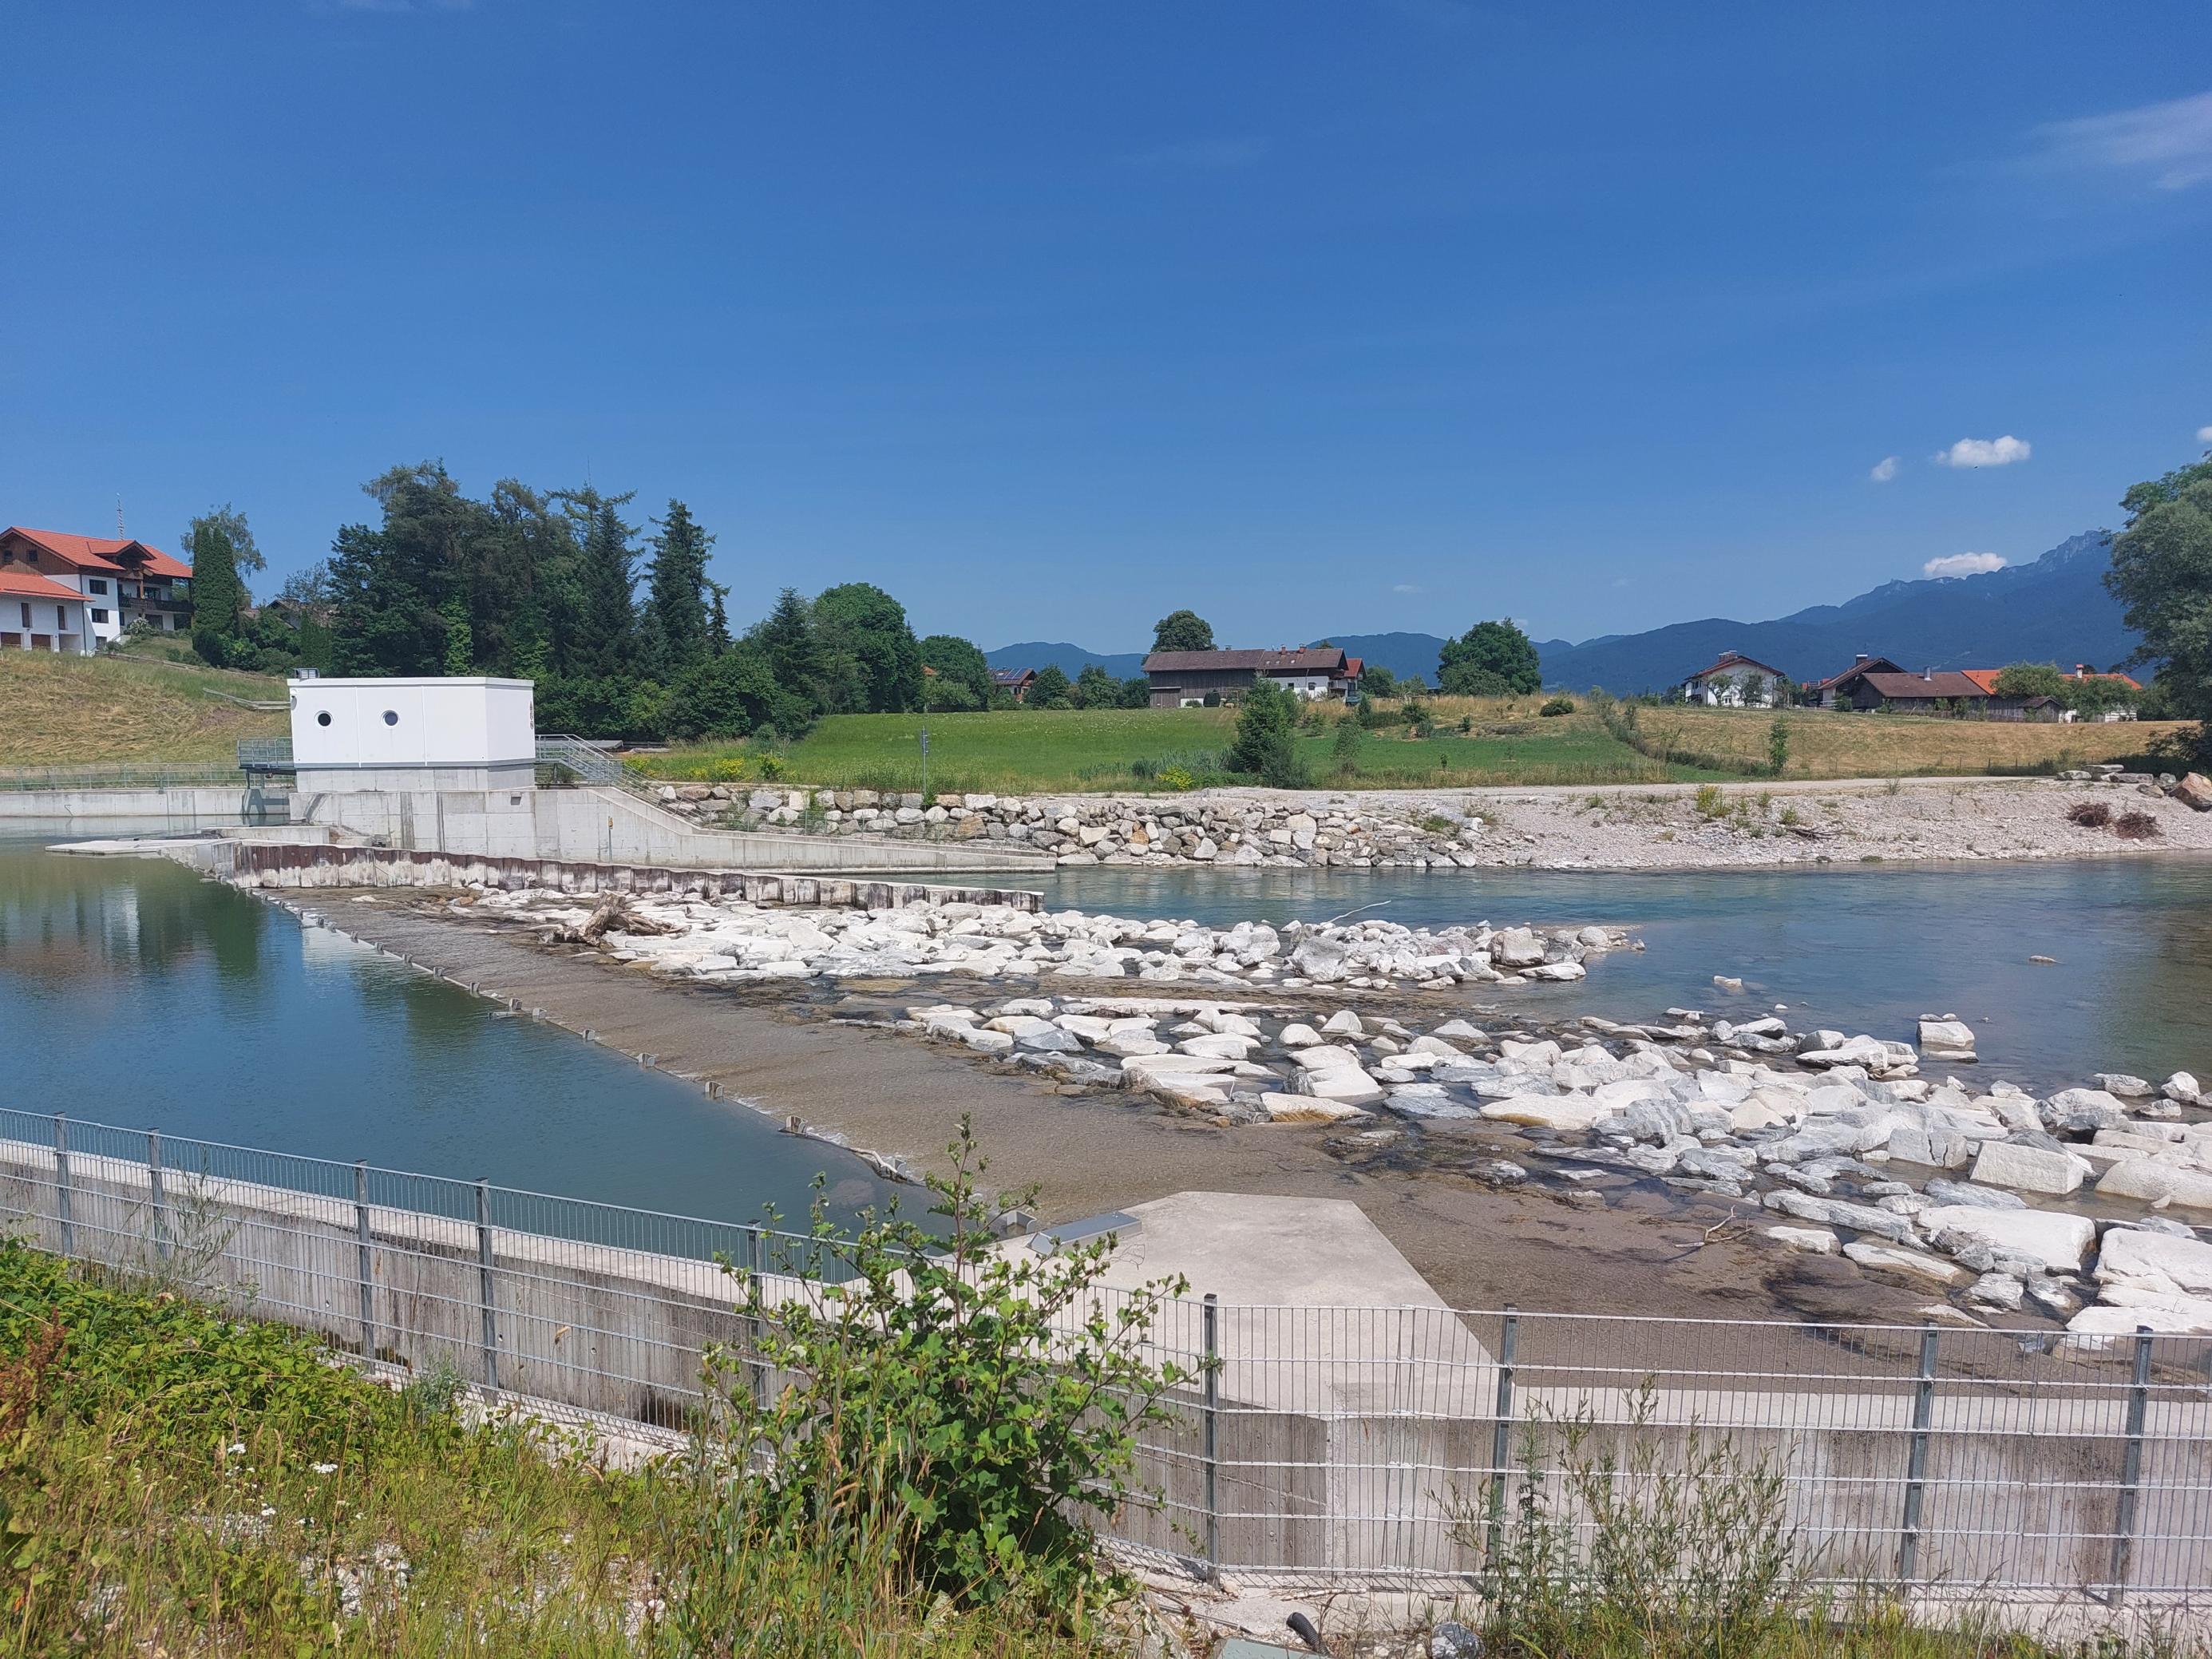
3 591 94 654
290 678 536 770
1266 672 1335 699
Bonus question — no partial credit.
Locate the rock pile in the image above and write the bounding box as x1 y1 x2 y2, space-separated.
896 990 2211 1337
651 786 1489 869
466 888 1629 992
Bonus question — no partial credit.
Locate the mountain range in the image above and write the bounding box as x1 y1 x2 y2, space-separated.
984 532 2139 693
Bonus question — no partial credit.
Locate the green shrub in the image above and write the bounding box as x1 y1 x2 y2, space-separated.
1155 764 1195 791
1539 695 1576 717
1694 784 1726 818
699 1121 1194 1617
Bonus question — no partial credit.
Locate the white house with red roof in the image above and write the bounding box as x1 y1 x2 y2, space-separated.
0 528 195 651
1676 649 1787 708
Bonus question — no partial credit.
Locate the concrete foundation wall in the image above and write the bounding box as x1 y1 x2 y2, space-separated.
3 1133 2202 1594
185 837 1044 912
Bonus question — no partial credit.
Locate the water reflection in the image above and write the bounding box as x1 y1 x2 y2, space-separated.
0 835 893 1230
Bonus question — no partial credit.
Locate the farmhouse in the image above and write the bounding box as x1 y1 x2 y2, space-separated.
1676 650 1788 708
988 667 1036 703
1141 647 1361 709
0 527 194 651
1822 662 2060 721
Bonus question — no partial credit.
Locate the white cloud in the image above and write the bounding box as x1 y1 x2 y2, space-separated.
1118 137 1268 170
1933 434 2031 469
1922 552 2008 580
2032 90 2212 192
1391 583 1424 595
2198 424 2212 445
1869 455 1900 482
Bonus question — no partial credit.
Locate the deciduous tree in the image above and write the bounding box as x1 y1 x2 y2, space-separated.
1438 620 1541 696
1150 609 1215 653
2105 457 2212 756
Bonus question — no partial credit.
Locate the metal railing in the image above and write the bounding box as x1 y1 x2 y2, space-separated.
0 1107 2206 1599
0 762 252 791
535 734 663 802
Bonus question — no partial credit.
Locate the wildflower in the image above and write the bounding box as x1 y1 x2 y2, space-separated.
311 1462 338 1475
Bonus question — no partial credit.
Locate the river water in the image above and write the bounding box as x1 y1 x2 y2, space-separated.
0 830 894 1229
1041 860 2212 1092
4 830 2208 1216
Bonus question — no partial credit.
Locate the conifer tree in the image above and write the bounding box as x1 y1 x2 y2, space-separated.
186 518 247 666
556 485 640 680
645 499 715 674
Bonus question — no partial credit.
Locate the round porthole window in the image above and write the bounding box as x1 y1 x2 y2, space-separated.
382 710 399 726
316 711 332 727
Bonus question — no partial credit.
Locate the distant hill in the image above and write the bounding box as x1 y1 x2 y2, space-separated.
1534 532 2136 693
983 534 2139 696
983 641 1147 680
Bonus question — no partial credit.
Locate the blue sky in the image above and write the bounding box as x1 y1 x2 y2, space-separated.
5 4 2209 651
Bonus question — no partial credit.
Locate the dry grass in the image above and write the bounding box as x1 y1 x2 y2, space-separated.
0 649 287 767
1636 707 2191 780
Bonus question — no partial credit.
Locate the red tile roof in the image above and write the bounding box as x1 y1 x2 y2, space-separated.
1683 651 1788 683
2 527 190 579
0 568 91 601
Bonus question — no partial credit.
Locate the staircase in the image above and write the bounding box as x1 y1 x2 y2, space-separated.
533 735 658 801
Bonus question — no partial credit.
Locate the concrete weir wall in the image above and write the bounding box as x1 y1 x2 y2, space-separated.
4 1134 2205 1592
0 785 263 826
187 837 1044 913
292 783 1056 874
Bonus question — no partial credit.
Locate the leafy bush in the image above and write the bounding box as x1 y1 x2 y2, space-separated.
1768 715 1790 776
1457 1386 1807 1659
2068 800 2113 828
1539 696 1576 717
758 754 787 781
1694 784 1726 819
1331 717 1362 771
1155 765 1195 791
1225 681 1311 788
698 1122 1193 1616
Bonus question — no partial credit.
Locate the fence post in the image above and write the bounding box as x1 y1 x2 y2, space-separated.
1897 1323 1940 1582
1201 1293 1221 1578
474 1180 501 1392
53 1115 73 1258
354 1161 376 1360
744 1225 767 1409
2108 1326 2155 1604
1487 1305 1520 1565
147 1129 168 1260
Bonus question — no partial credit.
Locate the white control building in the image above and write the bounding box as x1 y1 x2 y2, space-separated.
287 677 536 793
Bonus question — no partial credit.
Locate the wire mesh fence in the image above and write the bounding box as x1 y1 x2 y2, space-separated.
0 762 253 791
0 1107 2206 1598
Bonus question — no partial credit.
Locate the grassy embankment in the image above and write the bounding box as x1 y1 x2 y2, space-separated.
0 1238 2182 1659
639 695 2188 796
0 648 287 770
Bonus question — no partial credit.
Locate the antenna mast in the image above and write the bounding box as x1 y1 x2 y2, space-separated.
117 496 125 536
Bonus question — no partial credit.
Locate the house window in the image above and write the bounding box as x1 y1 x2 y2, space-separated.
88 579 107 595
17 604 27 628
91 608 109 624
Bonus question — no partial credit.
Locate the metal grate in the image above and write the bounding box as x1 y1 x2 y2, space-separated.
1 1107 2205 1599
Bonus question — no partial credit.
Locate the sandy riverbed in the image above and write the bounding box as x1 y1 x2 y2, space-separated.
316 893 1957 1325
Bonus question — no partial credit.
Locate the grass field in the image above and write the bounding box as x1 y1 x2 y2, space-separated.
1639 705 2193 780
639 701 1723 793
0 648 287 768
641 695 2197 795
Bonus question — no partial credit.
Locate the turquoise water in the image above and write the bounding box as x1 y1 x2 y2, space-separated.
0 830 893 1227
1044 859 2212 1091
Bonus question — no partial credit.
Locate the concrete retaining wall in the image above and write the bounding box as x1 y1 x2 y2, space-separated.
3 1131 2203 1591
182 837 1044 912
292 782 1055 873
0 785 263 825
